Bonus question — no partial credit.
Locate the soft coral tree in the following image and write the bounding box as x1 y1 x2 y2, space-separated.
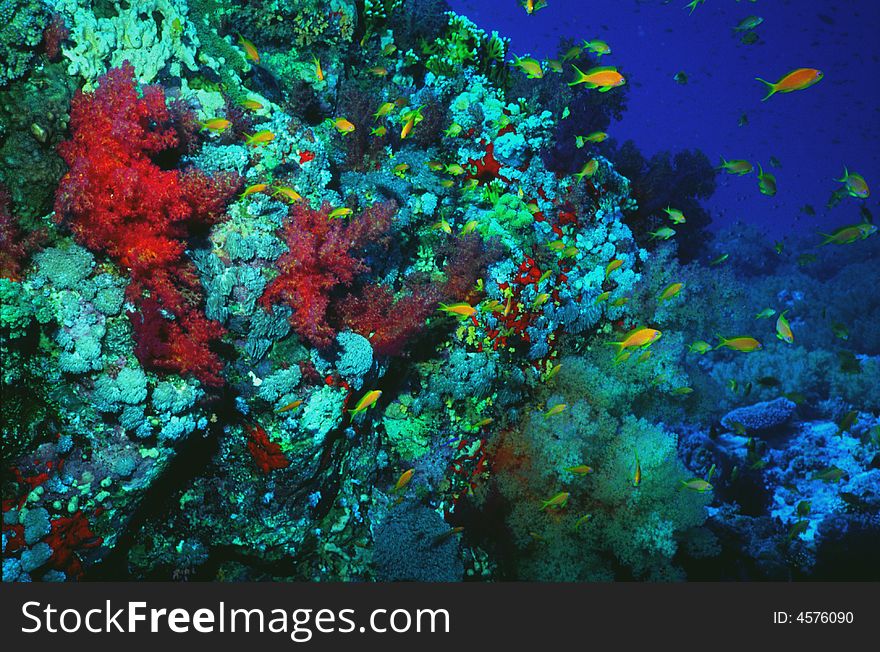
259 201 395 349
54 63 240 386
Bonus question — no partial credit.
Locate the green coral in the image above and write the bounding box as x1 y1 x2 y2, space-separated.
0 0 48 86
420 13 509 86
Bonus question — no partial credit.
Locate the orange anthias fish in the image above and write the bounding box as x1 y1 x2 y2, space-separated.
240 183 268 199
272 186 303 203
276 399 303 413
608 327 662 354
776 311 794 344
568 65 626 92
312 56 324 81
199 118 231 132
658 282 684 302
819 221 877 245
632 453 642 487
565 465 594 476
605 258 624 279
331 117 356 135
544 403 567 418
715 335 763 352
238 34 259 64
349 389 382 417
438 302 476 318
394 468 414 492
541 491 569 510
755 68 823 101
240 99 264 111
521 0 548 15
835 167 870 198
244 130 275 146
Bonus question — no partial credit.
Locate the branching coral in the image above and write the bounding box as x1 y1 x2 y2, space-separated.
54 63 240 386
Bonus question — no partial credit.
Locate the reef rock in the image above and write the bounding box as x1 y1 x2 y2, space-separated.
721 397 797 433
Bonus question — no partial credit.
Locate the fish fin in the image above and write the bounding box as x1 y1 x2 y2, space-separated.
834 166 848 183
818 232 834 245
713 334 727 350
755 77 777 101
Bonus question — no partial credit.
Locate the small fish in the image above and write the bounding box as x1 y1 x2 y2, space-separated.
664 207 686 224
573 514 592 530
460 220 478 235
431 526 464 547
733 15 764 32
272 186 303 203
382 43 397 56
658 282 684 302
729 420 747 435
609 297 629 307
544 362 562 381
605 258 624 279
521 0 548 15
244 130 275 146
541 491 569 510
831 322 849 340
349 389 382 417
366 66 388 76
835 410 858 437
755 308 776 320
608 327 661 354
835 167 870 198
433 219 452 234
710 253 730 266
426 160 446 172
632 453 642 487
715 335 763 352
574 159 599 181
595 291 611 305
583 39 611 57
796 501 811 517
240 183 268 199
673 71 688 85
445 163 466 176
819 221 877 245
394 468 414 492
239 99 264 111
783 391 808 405
532 293 550 308
718 158 753 175
370 125 387 137
199 117 231 132
561 45 583 62
740 31 760 46
738 113 749 127
512 55 543 79
681 478 713 493
774 241 784 254
444 123 463 138
756 68 823 101
688 340 712 354
812 465 846 483
544 403 567 418
312 55 324 81
438 302 476 318
330 117 356 135
672 386 694 395
276 399 303 413
802 204 816 216
393 162 410 178
775 311 794 344
637 350 652 364
545 59 563 73
472 417 494 428
583 131 609 143
374 102 395 120
568 65 626 92
328 207 353 219
757 164 777 196
565 465 594 476
237 33 259 63
787 520 809 541
684 0 706 15
561 246 579 258
648 227 676 240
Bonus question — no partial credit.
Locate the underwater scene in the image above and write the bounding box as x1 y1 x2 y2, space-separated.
1 0 878 583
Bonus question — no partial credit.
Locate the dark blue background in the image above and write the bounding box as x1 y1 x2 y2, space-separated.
448 0 880 238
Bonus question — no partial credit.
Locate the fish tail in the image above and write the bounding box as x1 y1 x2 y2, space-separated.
818 232 834 245
755 77 777 101
567 64 585 86
606 340 624 353
834 166 848 183
713 334 727 350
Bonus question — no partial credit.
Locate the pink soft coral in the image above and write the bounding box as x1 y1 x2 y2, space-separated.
54 63 239 386
259 201 395 348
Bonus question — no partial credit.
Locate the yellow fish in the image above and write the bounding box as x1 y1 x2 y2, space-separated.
366 66 388 76
819 222 877 245
681 478 713 493
240 183 268 199
244 130 274 146
756 68 823 101
438 302 476 318
370 125 387 137
583 39 611 58
521 0 548 15
715 335 763 352
312 56 324 81
433 219 453 234
632 453 642 487
239 99 264 111
574 159 599 181
605 259 623 279
349 389 382 417
658 282 683 302
328 207 353 219
544 362 562 381
568 65 626 92
272 186 303 203
608 327 661 354
444 123 463 138
776 310 794 344
565 465 594 476
394 468 414 492
276 399 303 413
718 158 753 175
835 167 870 198
374 102 395 120
544 403 567 418
199 118 231 132
237 34 259 63
541 491 569 510
330 117 356 135
574 514 592 530
663 207 686 224
512 55 543 79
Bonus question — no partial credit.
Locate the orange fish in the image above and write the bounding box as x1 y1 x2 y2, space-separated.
240 183 268 199
312 56 324 81
238 34 259 64
568 65 626 92
272 186 303 203
276 399 303 413
394 468 414 492
608 327 662 354
244 130 274 146
240 99 264 111
438 302 476 318
199 118 231 132
755 68 823 101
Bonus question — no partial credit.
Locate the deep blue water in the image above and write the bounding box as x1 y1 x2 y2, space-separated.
450 0 880 237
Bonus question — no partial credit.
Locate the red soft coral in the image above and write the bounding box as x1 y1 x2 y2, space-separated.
54 64 239 386
260 200 395 348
